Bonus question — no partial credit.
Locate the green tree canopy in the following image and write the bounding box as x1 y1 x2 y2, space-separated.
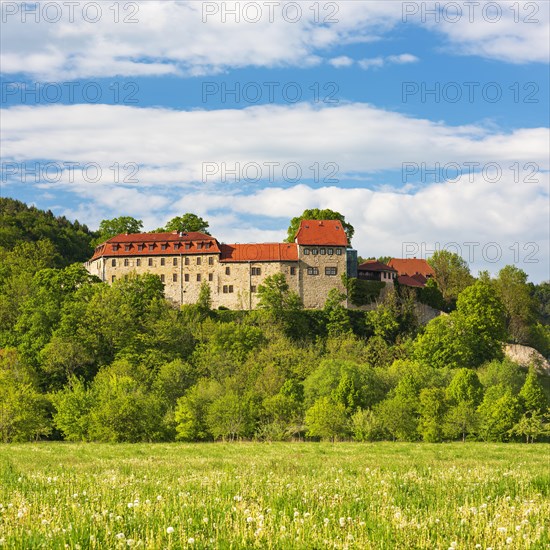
257 273 302 314
427 250 474 305
92 216 143 246
285 209 354 244
161 213 210 234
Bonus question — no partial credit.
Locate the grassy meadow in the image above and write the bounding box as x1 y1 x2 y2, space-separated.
0 443 548 549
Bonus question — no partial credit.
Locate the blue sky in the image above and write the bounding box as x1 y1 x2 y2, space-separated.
1 1 549 281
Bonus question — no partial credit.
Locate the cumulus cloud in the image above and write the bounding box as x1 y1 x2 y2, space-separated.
0 1 547 80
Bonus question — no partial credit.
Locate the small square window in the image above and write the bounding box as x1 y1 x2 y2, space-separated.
251 267 261 276
173 258 178 266
327 248 333 255
336 248 342 255
111 275 116 282
312 248 318 255
320 248 326 255
136 259 141 267
290 266 296 275
307 267 319 276
160 258 165 266
185 257 190 265
325 267 337 276
197 257 201 265
208 273 213 282
223 285 228 294
185 274 189 282
160 274 165 283
225 267 230 275
229 285 234 293
303 249 310 255
251 285 257 293
208 257 214 265
124 259 129 267
173 273 178 282
148 258 153 266
111 259 116 267
197 274 201 282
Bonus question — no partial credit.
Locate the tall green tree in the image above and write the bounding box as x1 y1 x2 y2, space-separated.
285 209 354 244
161 213 210 234
92 216 143 246
418 387 447 442
257 273 302 314
519 368 547 414
305 396 348 441
427 250 474 305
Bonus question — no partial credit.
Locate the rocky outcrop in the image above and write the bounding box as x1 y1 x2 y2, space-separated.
504 344 550 374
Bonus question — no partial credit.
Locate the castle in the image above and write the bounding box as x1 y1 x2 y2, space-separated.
85 220 355 309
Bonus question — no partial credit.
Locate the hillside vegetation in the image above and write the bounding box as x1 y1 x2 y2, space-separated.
0 198 549 443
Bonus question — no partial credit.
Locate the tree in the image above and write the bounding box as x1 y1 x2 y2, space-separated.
351 408 381 441
207 391 252 441
418 387 447 442
285 209 354 244
257 273 302 314
519 368 547 414
324 288 352 336
477 387 521 442
305 396 348 441
0 349 51 442
92 216 143 246
161 213 210 235
494 266 536 343
444 401 479 442
509 411 550 443
446 368 483 406
374 395 418 441
197 281 212 313
427 250 473 305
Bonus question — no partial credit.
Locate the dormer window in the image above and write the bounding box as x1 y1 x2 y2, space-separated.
112 244 119 251
148 244 154 251
174 243 180 250
197 243 203 250
161 244 168 251
124 245 131 251
185 243 191 250
138 244 144 251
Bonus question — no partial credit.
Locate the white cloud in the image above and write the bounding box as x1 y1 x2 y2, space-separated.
358 53 418 69
328 56 354 68
0 1 546 80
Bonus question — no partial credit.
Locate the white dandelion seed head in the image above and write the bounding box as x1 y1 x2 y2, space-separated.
166 527 174 534
115 533 125 540
187 537 195 544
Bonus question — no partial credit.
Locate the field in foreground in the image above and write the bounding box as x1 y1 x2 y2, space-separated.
0 443 548 549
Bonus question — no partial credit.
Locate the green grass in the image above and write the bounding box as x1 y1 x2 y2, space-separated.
0 443 548 549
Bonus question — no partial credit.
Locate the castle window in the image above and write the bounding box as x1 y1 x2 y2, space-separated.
160 274 165 283
290 266 296 275
303 249 310 255
251 285 257 293
225 267 230 275
208 257 214 265
111 275 116 282
173 258 178 266
148 258 153 267
197 274 201 282
173 273 178 282
336 248 342 255
307 267 319 275
320 248 326 255
223 285 228 294
111 259 116 267
124 245 131 251
160 258 165 266
208 273 213 281
112 244 119 251
205 242 211 249
229 285 234 293
197 257 202 265
327 248 333 255
148 244 154 251
161 244 167 251
185 274 189 282
312 248 318 255
124 259 129 267
174 243 180 250
185 257 190 265
136 259 141 267
251 267 261 276
138 244 144 251
197 243 203 250
325 267 337 276
185 243 191 250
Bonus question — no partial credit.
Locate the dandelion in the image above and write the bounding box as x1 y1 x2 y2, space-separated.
246 516 254 523
450 542 457 548
156 495 162 501
115 533 125 540
126 540 135 546
202 517 208 523
187 537 195 545
506 538 513 545
127 503 133 509
166 527 174 534
498 527 507 534
294 511 299 518
339 517 346 527
324 518 329 525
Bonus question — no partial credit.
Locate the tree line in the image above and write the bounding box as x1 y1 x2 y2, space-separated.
0 199 549 443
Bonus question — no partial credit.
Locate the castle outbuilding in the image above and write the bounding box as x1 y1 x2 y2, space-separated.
85 220 351 309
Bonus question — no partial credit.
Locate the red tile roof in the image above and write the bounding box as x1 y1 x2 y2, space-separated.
294 220 348 246
397 275 425 288
220 243 298 262
388 258 435 278
358 260 397 273
90 231 220 260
